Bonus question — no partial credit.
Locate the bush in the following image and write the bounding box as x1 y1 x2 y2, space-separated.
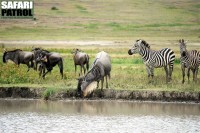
51 6 58 10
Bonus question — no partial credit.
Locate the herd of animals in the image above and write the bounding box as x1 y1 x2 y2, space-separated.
2 39 200 96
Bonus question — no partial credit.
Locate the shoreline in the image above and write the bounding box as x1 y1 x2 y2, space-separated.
0 87 199 103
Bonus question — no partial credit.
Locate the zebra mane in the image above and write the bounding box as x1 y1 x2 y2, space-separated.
137 39 150 49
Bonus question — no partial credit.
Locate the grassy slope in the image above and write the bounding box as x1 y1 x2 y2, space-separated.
0 0 199 41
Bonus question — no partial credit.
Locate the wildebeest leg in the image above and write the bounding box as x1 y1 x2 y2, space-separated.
97 81 99 89
101 78 104 90
83 65 86 75
80 65 83 76
187 68 190 83
42 70 50 79
106 75 108 88
26 63 30 72
181 65 185 84
58 59 63 79
75 64 77 75
164 66 169 83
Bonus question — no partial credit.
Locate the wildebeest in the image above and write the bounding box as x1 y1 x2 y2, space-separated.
77 51 111 96
128 39 175 83
72 49 89 75
37 50 64 79
179 39 200 83
3 49 34 72
32 47 50 71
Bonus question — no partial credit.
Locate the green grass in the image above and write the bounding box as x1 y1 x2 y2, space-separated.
0 47 200 93
0 0 199 40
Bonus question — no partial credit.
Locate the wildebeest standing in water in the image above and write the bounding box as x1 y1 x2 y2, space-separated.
37 51 64 79
3 49 34 72
72 49 89 76
77 51 111 96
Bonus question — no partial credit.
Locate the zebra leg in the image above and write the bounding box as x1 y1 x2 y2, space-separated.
181 65 185 84
187 68 190 83
146 66 151 83
164 66 169 83
168 65 173 81
150 67 154 80
192 68 197 82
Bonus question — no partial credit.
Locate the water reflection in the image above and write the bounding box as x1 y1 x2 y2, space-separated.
0 99 200 133
0 99 199 116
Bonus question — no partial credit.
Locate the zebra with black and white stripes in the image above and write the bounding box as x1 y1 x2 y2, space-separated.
179 39 200 83
128 39 175 83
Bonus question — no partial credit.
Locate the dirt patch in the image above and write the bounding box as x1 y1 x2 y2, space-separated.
0 87 44 98
0 87 199 103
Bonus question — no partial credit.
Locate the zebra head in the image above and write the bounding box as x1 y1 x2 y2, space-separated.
179 39 187 57
128 39 150 55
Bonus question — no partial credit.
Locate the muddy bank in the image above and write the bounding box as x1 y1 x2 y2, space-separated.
0 87 199 102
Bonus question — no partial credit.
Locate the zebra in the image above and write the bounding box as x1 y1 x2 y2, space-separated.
128 39 175 83
179 39 200 83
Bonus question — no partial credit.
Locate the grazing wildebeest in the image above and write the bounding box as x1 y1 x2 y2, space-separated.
77 51 111 96
179 39 200 83
72 49 89 75
128 39 175 83
3 49 34 72
37 51 63 79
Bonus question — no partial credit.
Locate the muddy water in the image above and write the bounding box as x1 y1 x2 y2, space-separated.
0 99 200 133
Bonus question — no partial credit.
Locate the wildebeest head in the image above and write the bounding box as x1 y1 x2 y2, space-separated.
128 39 150 55
32 48 49 61
79 63 104 91
71 48 82 55
37 51 48 62
179 39 187 57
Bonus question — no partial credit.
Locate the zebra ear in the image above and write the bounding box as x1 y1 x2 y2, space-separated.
179 39 182 43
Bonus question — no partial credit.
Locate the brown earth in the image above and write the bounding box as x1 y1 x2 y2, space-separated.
0 87 199 103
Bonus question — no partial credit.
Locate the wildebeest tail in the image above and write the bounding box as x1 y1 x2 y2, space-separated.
58 57 64 78
86 54 89 71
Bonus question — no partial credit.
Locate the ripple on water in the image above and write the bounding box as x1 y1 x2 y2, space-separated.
0 113 200 133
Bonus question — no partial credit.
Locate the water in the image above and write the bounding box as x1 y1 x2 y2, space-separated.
0 99 200 133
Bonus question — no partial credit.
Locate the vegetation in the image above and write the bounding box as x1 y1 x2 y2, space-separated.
0 46 200 92
0 0 199 93
0 0 199 41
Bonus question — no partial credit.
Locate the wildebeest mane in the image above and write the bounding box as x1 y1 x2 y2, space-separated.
9 49 22 52
33 47 50 53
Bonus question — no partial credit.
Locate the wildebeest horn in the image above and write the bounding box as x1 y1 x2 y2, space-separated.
3 48 7 52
